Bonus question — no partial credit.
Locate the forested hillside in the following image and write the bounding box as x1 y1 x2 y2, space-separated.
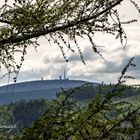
0 83 140 139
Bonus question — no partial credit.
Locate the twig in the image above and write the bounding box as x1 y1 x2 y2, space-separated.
97 106 140 140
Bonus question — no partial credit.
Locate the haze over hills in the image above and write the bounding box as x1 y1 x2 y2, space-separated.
0 79 99 105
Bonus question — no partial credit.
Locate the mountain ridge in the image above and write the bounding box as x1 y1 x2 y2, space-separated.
0 79 99 105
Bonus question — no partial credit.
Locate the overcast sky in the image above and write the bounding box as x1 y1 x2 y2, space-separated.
0 0 140 86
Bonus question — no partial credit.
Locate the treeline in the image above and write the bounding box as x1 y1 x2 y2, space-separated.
57 83 140 101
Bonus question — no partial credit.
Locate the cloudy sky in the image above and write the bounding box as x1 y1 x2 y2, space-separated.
0 0 140 86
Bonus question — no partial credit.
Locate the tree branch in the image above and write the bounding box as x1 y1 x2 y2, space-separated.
97 106 140 140
0 19 12 24
0 0 123 45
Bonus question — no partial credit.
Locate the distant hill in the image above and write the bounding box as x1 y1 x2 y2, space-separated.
0 79 99 105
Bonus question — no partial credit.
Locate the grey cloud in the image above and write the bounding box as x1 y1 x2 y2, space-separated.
42 47 99 64
97 54 140 74
98 59 126 73
128 55 140 72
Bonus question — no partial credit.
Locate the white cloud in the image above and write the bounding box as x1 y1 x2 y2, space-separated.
1 0 140 85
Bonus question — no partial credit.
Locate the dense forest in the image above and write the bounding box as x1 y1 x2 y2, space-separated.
0 82 140 139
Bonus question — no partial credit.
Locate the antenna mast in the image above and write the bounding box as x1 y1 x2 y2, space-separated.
64 69 66 80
